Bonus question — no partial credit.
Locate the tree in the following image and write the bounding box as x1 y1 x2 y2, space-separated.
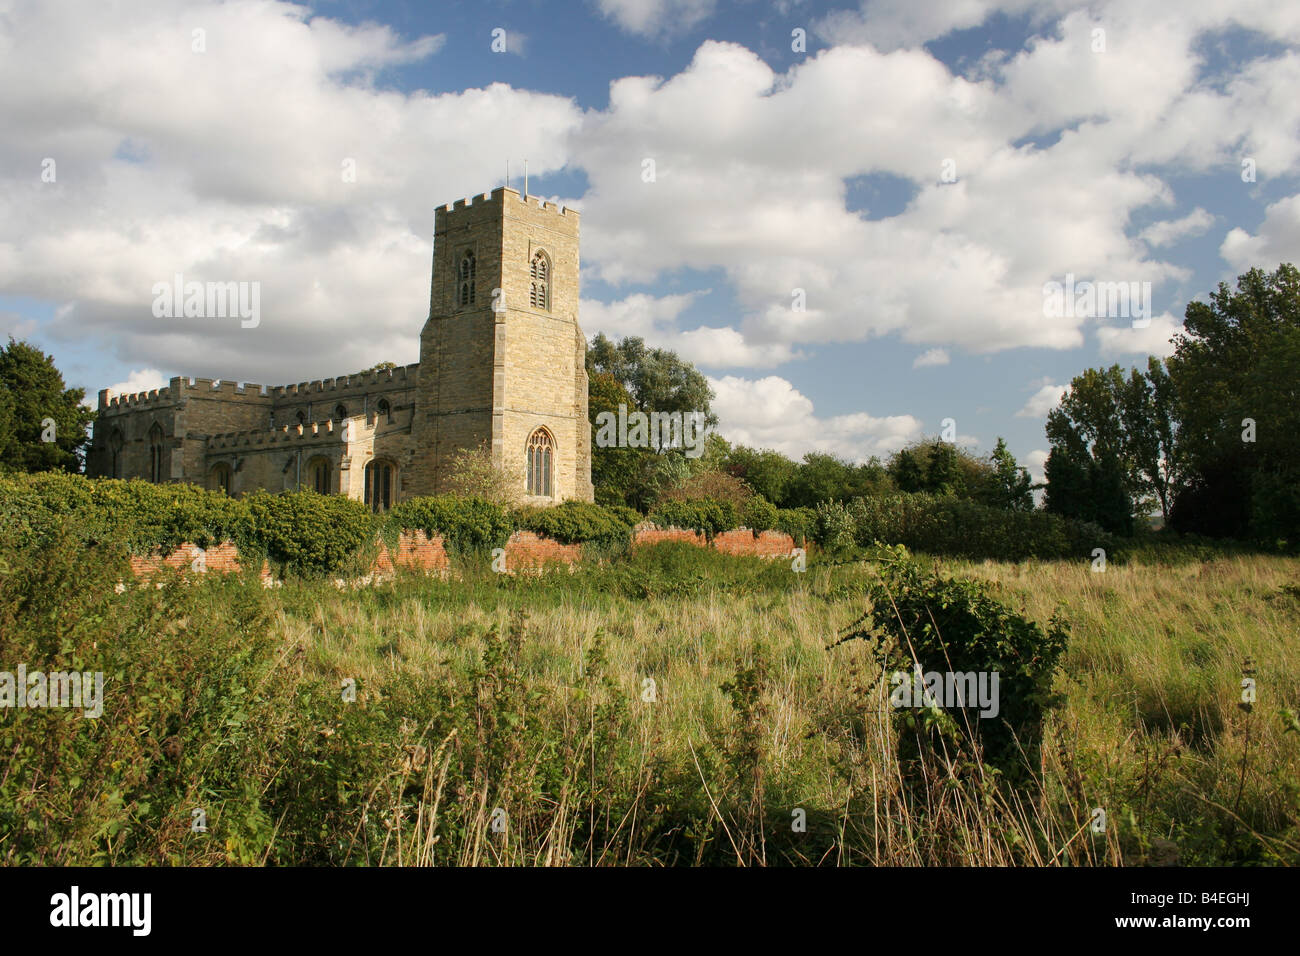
1118 357 1181 522
444 441 523 507
1167 263 1300 545
0 339 95 474
587 333 717 426
983 438 1034 512
1043 366 1136 535
723 445 799 506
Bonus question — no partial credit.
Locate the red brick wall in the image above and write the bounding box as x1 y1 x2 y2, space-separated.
504 530 584 569
712 528 798 557
125 526 798 580
373 531 449 573
128 541 273 583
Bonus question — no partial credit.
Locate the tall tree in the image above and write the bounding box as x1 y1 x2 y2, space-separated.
983 438 1034 512
587 334 717 426
0 339 95 474
1167 263 1300 544
1043 365 1136 534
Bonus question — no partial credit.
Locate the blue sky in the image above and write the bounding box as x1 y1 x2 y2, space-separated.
2 0 1298 481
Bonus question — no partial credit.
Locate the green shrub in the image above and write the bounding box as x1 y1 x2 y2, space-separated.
740 496 779 534
512 500 633 548
776 507 815 547
384 494 513 556
812 492 1115 561
836 545 1069 777
648 499 739 539
241 490 374 576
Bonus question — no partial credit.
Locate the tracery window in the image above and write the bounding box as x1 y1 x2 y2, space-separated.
525 428 553 497
307 456 331 494
365 459 396 512
529 250 550 310
459 251 476 306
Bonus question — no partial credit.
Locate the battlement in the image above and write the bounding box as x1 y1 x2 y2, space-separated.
207 418 351 452
100 376 278 412
270 363 418 399
443 186 578 217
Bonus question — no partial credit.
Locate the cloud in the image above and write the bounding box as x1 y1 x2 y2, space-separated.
1016 383 1067 419
581 292 799 367
1096 312 1183 357
912 348 950 367
1024 448 1050 484
1220 193 1300 272
106 368 169 397
1140 208 1215 247
594 0 717 37
709 374 922 460
0 0 581 385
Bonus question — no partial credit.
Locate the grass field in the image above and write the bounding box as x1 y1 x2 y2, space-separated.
2 535 1297 866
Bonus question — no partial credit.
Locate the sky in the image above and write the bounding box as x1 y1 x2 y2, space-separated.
2 0 1298 483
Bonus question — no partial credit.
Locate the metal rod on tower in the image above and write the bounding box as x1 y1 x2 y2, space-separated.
505 160 509 191
524 159 528 199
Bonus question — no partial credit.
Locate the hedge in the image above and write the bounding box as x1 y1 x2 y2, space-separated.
813 493 1116 561
511 500 634 548
384 495 513 556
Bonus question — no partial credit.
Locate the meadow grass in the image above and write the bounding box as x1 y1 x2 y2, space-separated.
2 537 1297 866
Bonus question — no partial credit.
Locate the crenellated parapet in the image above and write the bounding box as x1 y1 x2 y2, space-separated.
207 419 352 452
270 363 419 401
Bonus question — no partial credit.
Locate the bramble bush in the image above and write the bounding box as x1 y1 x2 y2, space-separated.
835 545 1070 778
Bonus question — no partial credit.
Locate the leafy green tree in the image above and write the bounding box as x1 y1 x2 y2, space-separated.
1167 263 1300 545
785 452 891 508
724 445 799 506
1043 366 1135 535
983 438 1034 512
0 339 95 474
924 442 965 495
587 334 717 426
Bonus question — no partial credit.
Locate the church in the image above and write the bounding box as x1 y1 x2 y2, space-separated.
87 187 594 508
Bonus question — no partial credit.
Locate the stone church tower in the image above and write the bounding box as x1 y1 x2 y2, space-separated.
86 186 594 507
410 186 593 502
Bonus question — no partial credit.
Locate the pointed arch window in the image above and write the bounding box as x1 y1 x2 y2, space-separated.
148 423 165 483
108 428 124 479
459 251 476 306
530 250 550 310
208 461 232 495
365 459 396 512
307 456 331 494
377 398 392 423
526 428 554 497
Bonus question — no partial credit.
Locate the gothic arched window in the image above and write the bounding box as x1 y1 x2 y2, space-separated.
108 428 124 479
148 423 165 483
209 461 232 495
334 404 347 421
525 427 553 497
529 250 550 311
377 398 392 423
459 251 476 306
365 459 396 512
307 456 331 494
